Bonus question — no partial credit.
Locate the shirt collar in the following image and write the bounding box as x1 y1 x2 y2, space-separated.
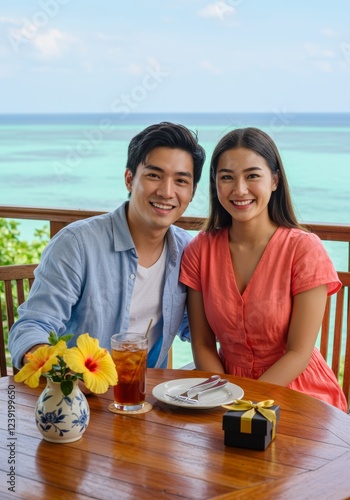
111 201 180 260
111 202 135 252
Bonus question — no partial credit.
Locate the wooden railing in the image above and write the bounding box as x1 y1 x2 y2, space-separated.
1 205 350 269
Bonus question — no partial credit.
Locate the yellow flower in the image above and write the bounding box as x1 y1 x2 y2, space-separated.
63 333 118 394
14 340 68 388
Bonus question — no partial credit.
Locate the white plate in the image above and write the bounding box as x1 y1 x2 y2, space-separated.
152 377 244 409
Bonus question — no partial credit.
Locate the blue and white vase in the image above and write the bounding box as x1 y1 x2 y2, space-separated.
35 379 90 443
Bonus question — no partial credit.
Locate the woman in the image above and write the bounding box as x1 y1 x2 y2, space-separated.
180 127 348 412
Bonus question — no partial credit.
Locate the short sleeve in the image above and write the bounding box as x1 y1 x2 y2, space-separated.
291 232 341 297
179 233 205 292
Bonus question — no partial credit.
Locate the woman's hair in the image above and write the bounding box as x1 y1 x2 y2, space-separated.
205 127 303 231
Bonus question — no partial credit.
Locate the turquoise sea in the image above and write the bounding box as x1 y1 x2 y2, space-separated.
1 113 350 366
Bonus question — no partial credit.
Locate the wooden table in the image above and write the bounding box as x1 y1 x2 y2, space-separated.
1 369 350 499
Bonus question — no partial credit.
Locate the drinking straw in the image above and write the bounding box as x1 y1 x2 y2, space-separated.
130 320 153 388
145 319 153 338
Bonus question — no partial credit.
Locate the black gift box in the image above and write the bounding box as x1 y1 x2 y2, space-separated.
223 404 280 451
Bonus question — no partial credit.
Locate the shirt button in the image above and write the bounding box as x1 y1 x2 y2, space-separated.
130 273 135 279
126 305 130 311
247 356 253 362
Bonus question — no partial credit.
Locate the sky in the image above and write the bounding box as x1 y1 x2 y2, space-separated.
1 0 350 114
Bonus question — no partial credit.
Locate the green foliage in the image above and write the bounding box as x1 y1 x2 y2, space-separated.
1 218 50 367
0 218 49 266
338 361 344 387
48 330 74 346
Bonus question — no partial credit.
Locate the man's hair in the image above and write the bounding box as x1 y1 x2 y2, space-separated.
126 122 206 186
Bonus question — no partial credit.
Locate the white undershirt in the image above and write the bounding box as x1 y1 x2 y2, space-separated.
128 242 167 350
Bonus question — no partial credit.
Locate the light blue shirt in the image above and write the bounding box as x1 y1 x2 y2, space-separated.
9 202 191 369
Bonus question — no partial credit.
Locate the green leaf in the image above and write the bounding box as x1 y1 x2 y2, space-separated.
47 331 74 346
58 333 74 343
60 380 73 396
48 330 58 345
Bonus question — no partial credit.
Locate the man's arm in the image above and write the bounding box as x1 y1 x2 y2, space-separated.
9 229 83 369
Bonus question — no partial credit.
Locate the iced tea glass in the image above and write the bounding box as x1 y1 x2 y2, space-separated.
111 333 148 411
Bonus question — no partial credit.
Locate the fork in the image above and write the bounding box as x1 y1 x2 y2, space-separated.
175 379 229 404
165 374 221 402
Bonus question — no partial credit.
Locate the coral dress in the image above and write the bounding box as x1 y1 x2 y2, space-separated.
180 226 348 412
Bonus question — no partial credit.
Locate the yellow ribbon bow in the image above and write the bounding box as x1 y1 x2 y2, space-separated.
223 399 277 439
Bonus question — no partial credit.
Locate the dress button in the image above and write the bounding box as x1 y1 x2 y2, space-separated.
130 273 135 279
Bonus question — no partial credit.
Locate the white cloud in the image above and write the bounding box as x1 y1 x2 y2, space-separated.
312 60 333 73
304 43 335 59
198 2 235 20
320 27 338 37
0 16 21 25
108 47 122 58
304 43 320 57
95 33 119 42
0 65 16 77
199 60 222 74
31 65 72 74
125 63 144 75
81 61 93 73
340 42 350 64
123 58 167 77
303 43 337 73
7 23 81 58
323 49 335 58
32 28 80 58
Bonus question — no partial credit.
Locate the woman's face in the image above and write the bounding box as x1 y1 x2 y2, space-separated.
215 147 279 225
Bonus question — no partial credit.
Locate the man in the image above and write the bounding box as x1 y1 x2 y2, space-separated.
9 122 205 369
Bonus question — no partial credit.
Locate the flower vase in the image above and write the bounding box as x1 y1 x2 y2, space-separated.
35 379 90 443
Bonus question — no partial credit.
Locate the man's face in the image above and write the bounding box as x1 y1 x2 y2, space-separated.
125 147 195 232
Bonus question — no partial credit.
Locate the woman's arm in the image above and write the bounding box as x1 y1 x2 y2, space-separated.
187 287 225 373
259 284 328 385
